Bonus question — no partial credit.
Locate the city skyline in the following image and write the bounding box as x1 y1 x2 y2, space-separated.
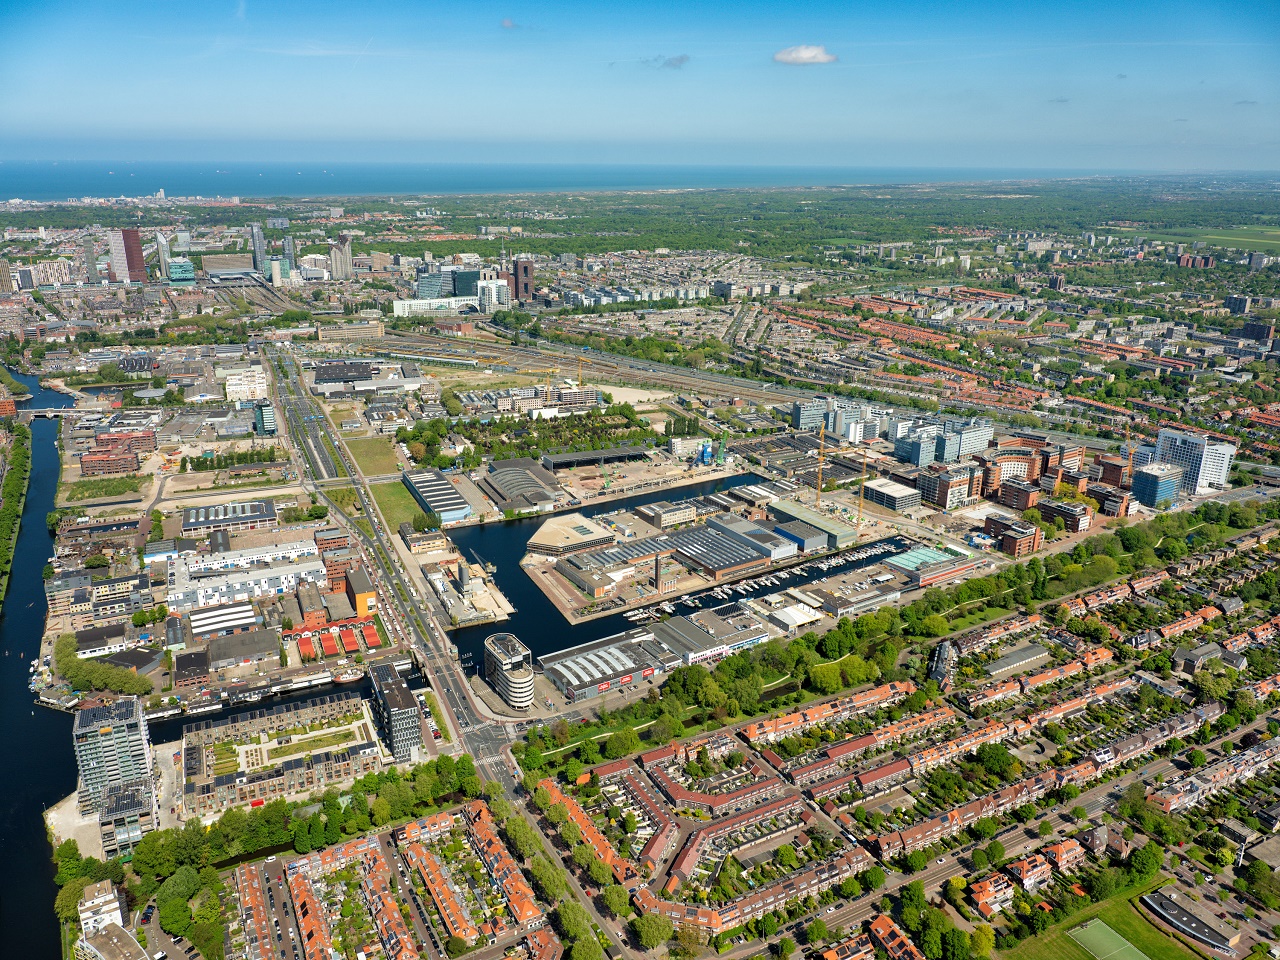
3 0 1278 170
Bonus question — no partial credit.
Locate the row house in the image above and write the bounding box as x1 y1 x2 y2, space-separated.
632 846 873 932
618 773 679 872
646 762 784 817
461 801 542 926
739 682 916 742
537 780 641 887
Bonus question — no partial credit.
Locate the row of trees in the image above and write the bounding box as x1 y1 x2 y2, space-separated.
0 421 31 605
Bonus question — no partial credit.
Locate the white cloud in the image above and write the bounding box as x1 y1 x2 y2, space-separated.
773 45 837 66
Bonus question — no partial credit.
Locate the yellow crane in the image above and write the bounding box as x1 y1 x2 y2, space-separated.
857 445 868 535
815 424 826 507
1125 422 1134 488
519 366 560 402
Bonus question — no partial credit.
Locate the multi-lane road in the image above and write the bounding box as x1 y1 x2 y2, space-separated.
271 347 521 795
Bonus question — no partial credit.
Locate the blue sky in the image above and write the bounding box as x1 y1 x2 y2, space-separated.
2 0 1277 169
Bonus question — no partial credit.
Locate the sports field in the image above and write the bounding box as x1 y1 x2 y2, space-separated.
1068 920 1150 960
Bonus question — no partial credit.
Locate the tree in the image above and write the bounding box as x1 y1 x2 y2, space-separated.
602 885 630 918
860 866 886 891
632 914 674 949
604 726 641 759
1128 843 1163 877
942 928 970 960
774 845 799 869
808 661 843 694
445 937 468 958
922 614 950 638
561 821 582 846
971 925 994 958
555 901 593 941
588 856 614 886
1188 749 1207 768
530 855 568 902
906 850 928 873
775 937 795 960
971 848 988 870
572 941 603 960
547 802 569 827
1038 821 1053 837
807 919 828 943
54 876 92 922
985 840 1004 864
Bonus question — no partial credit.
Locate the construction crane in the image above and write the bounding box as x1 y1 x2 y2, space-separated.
1125 422 1134 487
520 366 560 402
860 442 870 535
577 355 596 389
815 424 826 507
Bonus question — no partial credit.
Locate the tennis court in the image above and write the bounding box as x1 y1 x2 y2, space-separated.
1068 920 1152 960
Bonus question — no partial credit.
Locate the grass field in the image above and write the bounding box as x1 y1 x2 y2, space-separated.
1113 225 1280 253
998 881 1201 960
344 437 402 475
61 474 149 502
1069 921 1150 960
370 479 422 530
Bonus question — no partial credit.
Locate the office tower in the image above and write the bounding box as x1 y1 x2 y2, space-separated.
453 269 482 298
329 235 353 281
282 235 296 270
0 259 13 293
107 229 147 283
369 663 422 762
484 633 534 710
155 232 171 279
73 698 153 813
1155 428 1235 495
1249 252 1267 272
265 217 289 230
1132 464 1184 509
81 237 97 280
248 222 266 274
415 271 448 299
511 255 534 300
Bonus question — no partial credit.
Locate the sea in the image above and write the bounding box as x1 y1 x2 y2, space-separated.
0 161 1092 201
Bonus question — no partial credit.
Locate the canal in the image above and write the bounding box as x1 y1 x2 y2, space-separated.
0 372 76 957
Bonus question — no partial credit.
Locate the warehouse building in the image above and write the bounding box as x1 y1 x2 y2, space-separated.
772 520 827 554
207 628 281 671
767 500 860 549
402 468 472 524
538 627 685 703
180 500 278 536
540 445 652 471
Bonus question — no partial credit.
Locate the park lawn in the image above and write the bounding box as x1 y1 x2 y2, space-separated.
997 880 1200 960
345 436 402 475
370 480 422 530
60 474 149 502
